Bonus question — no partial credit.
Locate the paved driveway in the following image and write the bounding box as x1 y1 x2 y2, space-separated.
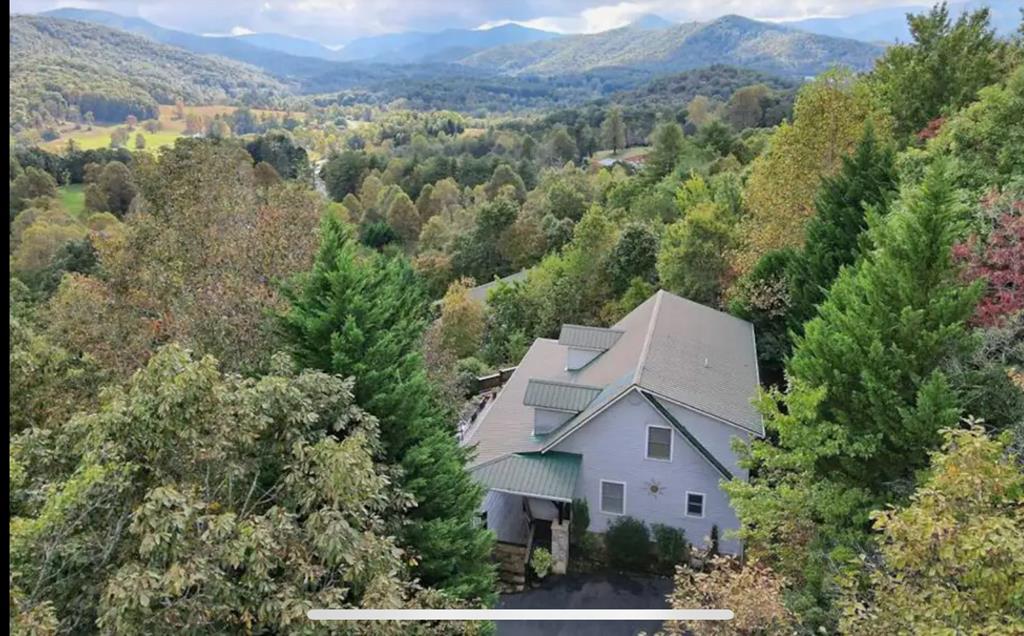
496 572 673 636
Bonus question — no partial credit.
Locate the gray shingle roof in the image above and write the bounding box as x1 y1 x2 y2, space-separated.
523 379 603 412
558 325 624 351
470 452 582 502
467 269 529 303
462 290 762 467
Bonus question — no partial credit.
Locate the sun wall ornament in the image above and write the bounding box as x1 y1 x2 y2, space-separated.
646 478 665 497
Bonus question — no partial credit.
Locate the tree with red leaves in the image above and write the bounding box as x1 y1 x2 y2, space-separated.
953 191 1024 327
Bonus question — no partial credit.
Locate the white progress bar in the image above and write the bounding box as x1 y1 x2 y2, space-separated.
308 609 733 621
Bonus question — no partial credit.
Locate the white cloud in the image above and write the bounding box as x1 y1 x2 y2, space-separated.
476 1 658 33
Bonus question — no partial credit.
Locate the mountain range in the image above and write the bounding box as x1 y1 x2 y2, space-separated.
34 8 886 80
459 15 883 78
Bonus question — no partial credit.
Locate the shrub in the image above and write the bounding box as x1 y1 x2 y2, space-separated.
653 524 688 572
531 547 553 579
709 525 720 556
605 516 651 571
664 556 795 635
570 498 590 546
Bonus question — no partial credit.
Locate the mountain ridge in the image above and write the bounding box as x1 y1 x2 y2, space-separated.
458 14 883 78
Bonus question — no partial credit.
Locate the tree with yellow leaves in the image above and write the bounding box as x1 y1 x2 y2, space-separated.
734 70 891 274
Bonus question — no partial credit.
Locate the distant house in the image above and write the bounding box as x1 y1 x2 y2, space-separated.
466 269 529 305
460 290 762 577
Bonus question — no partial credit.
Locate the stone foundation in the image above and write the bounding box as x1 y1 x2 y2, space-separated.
550 519 569 575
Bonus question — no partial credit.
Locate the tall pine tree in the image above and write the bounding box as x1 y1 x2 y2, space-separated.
786 123 899 334
280 214 496 603
726 162 981 630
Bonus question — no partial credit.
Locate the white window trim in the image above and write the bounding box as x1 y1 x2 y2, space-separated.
685 491 706 519
645 424 673 462
599 479 627 516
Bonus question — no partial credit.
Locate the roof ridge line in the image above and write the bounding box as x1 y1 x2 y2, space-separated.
560 324 625 333
633 289 664 385
526 378 604 391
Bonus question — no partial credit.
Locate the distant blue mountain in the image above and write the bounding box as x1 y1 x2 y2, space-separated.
233 32 342 60
782 0 1021 44
629 14 676 30
338 23 562 63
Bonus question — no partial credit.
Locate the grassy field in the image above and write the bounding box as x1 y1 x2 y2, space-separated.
58 184 86 218
592 145 652 161
42 104 301 154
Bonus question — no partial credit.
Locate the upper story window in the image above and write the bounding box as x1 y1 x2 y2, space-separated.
600 480 626 515
646 425 672 461
686 492 705 518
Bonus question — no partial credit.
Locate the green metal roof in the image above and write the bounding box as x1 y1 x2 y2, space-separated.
558 324 624 351
469 452 582 502
524 379 603 412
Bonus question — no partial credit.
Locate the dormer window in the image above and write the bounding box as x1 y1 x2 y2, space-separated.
524 379 602 436
559 325 624 370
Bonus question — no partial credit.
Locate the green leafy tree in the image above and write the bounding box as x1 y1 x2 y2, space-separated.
645 121 685 180
839 425 1024 635
872 3 1012 137
606 223 659 293
736 70 890 274
657 202 733 305
484 164 526 202
601 106 626 154
920 64 1024 192
322 150 370 201
10 345 464 634
385 190 421 245
545 126 577 166
11 166 58 212
280 215 496 603
438 278 486 359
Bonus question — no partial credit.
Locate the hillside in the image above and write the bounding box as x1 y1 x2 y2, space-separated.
612 65 801 108
9 15 289 130
40 8 339 78
459 15 883 78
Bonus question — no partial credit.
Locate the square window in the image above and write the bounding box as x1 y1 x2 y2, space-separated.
646 425 672 460
686 492 705 518
600 481 625 515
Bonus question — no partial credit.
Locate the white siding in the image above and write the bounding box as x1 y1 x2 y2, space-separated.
550 389 748 554
534 407 573 435
482 490 528 544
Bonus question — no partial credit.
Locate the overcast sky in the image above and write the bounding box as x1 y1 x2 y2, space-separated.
9 0 940 45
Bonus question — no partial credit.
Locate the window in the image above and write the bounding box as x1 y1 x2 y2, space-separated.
686 492 705 518
600 480 626 515
646 425 672 461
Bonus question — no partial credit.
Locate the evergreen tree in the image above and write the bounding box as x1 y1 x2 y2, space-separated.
280 215 496 603
726 162 982 629
790 160 979 489
787 124 899 333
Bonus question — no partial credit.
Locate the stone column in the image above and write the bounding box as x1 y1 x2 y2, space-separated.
550 518 569 575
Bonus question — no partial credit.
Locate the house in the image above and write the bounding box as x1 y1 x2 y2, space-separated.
460 289 762 577
466 269 530 305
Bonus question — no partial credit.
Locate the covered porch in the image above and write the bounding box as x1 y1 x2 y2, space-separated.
471 452 581 587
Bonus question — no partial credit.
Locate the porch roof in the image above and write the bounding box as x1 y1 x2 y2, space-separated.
469 451 581 502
